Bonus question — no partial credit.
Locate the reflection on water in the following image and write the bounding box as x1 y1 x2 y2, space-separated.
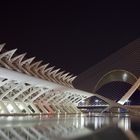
0 113 139 140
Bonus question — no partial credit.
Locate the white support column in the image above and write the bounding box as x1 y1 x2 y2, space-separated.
0 84 19 100
21 102 33 114
0 101 9 113
118 77 140 105
30 89 49 102
8 100 22 113
28 103 40 113
22 88 40 102
36 103 48 113
12 85 32 100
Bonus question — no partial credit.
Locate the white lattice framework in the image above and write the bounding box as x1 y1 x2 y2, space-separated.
0 44 139 115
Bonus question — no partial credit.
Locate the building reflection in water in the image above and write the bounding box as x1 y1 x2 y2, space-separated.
0 114 137 140
118 117 131 131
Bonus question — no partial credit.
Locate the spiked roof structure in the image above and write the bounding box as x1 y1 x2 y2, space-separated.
0 41 139 116
0 44 76 88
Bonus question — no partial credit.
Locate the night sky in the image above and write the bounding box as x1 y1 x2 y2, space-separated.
0 1 140 75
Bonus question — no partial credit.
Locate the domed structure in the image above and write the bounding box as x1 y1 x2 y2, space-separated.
73 38 140 105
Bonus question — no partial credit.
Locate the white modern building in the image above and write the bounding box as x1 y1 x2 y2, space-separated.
0 39 139 115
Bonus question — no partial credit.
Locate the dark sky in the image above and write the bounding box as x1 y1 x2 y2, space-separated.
0 1 140 75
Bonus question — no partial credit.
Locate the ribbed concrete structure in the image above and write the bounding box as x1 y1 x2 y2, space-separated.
0 44 76 88
0 44 89 114
0 43 130 115
0 40 139 115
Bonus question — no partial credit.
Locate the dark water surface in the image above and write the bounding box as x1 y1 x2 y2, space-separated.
0 113 139 140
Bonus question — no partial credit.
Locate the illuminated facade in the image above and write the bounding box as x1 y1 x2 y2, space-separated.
0 39 139 115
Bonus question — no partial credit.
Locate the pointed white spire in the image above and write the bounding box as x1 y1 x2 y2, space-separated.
30 60 42 69
53 69 62 77
0 49 17 59
44 66 55 74
64 74 73 82
0 45 77 87
55 71 65 79
49 68 60 77
61 72 70 81
12 53 27 63
68 75 77 83
0 43 6 52
37 63 50 72
21 57 35 65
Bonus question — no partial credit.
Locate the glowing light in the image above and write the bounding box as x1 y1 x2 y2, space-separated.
123 73 128 81
125 100 131 105
118 118 130 131
80 116 85 128
7 104 14 113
